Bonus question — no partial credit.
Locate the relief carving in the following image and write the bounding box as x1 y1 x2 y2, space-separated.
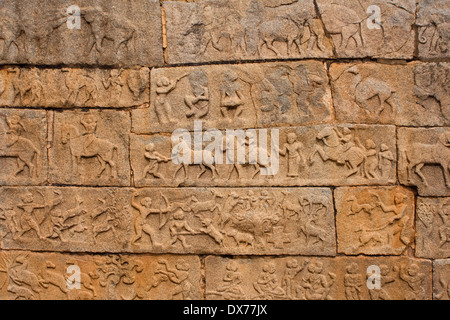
416 198 450 258
0 187 132 253
433 260 450 300
316 0 415 59
0 1 163 66
0 252 201 300
131 125 395 187
164 0 333 64
0 110 46 185
336 187 415 255
133 62 331 134
51 110 130 186
417 0 450 58
0 67 149 108
206 257 432 300
398 128 450 196
129 188 335 256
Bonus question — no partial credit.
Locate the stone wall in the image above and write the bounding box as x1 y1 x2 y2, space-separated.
0 0 448 300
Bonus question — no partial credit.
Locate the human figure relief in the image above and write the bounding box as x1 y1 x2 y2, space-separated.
142 143 170 179
378 144 394 178
103 69 125 105
0 114 41 178
0 207 20 240
309 127 367 178
279 133 304 178
344 263 363 300
438 201 450 248
207 261 245 300
368 264 396 300
375 193 412 247
154 74 188 124
184 70 210 118
282 259 308 299
168 210 198 249
17 191 62 240
220 71 244 121
131 191 169 247
300 260 335 300
61 114 118 180
150 259 194 300
253 262 285 299
397 264 426 300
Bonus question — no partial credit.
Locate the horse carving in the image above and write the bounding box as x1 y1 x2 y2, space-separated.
61 121 118 179
309 127 366 178
402 131 450 188
0 116 40 179
171 138 219 180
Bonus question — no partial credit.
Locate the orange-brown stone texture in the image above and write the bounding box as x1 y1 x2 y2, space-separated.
0 0 448 299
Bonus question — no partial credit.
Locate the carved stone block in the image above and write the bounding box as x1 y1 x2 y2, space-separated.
128 187 335 256
0 109 47 185
335 187 415 255
205 256 432 300
0 186 335 255
433 260 450 300
416 198 450 259
132 61 332 133
131 125 396 187
0 251 201 300
417 0 450 59
0 187 133 252
398 127 450 196
0 0 163 66
316 0 415 59
0 68 149 108
163 0 334 64
49 110 131 186
330 62 450 126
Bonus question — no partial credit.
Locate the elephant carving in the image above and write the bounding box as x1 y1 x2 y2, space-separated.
418 13 450 55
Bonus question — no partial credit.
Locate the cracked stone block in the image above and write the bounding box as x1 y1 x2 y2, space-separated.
433 260 450 300
398 127 450 197
0 109 47 186
0 68 149 108
49 110 131 186
132 61 332 134
163 0 334 64
0 251 201 300
417 0 450 59
330 62 450 126
316 0 415 59
0 0 163 66
130 125 396 187
205 256 432 300
335 186 415 255
416 198 450 259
